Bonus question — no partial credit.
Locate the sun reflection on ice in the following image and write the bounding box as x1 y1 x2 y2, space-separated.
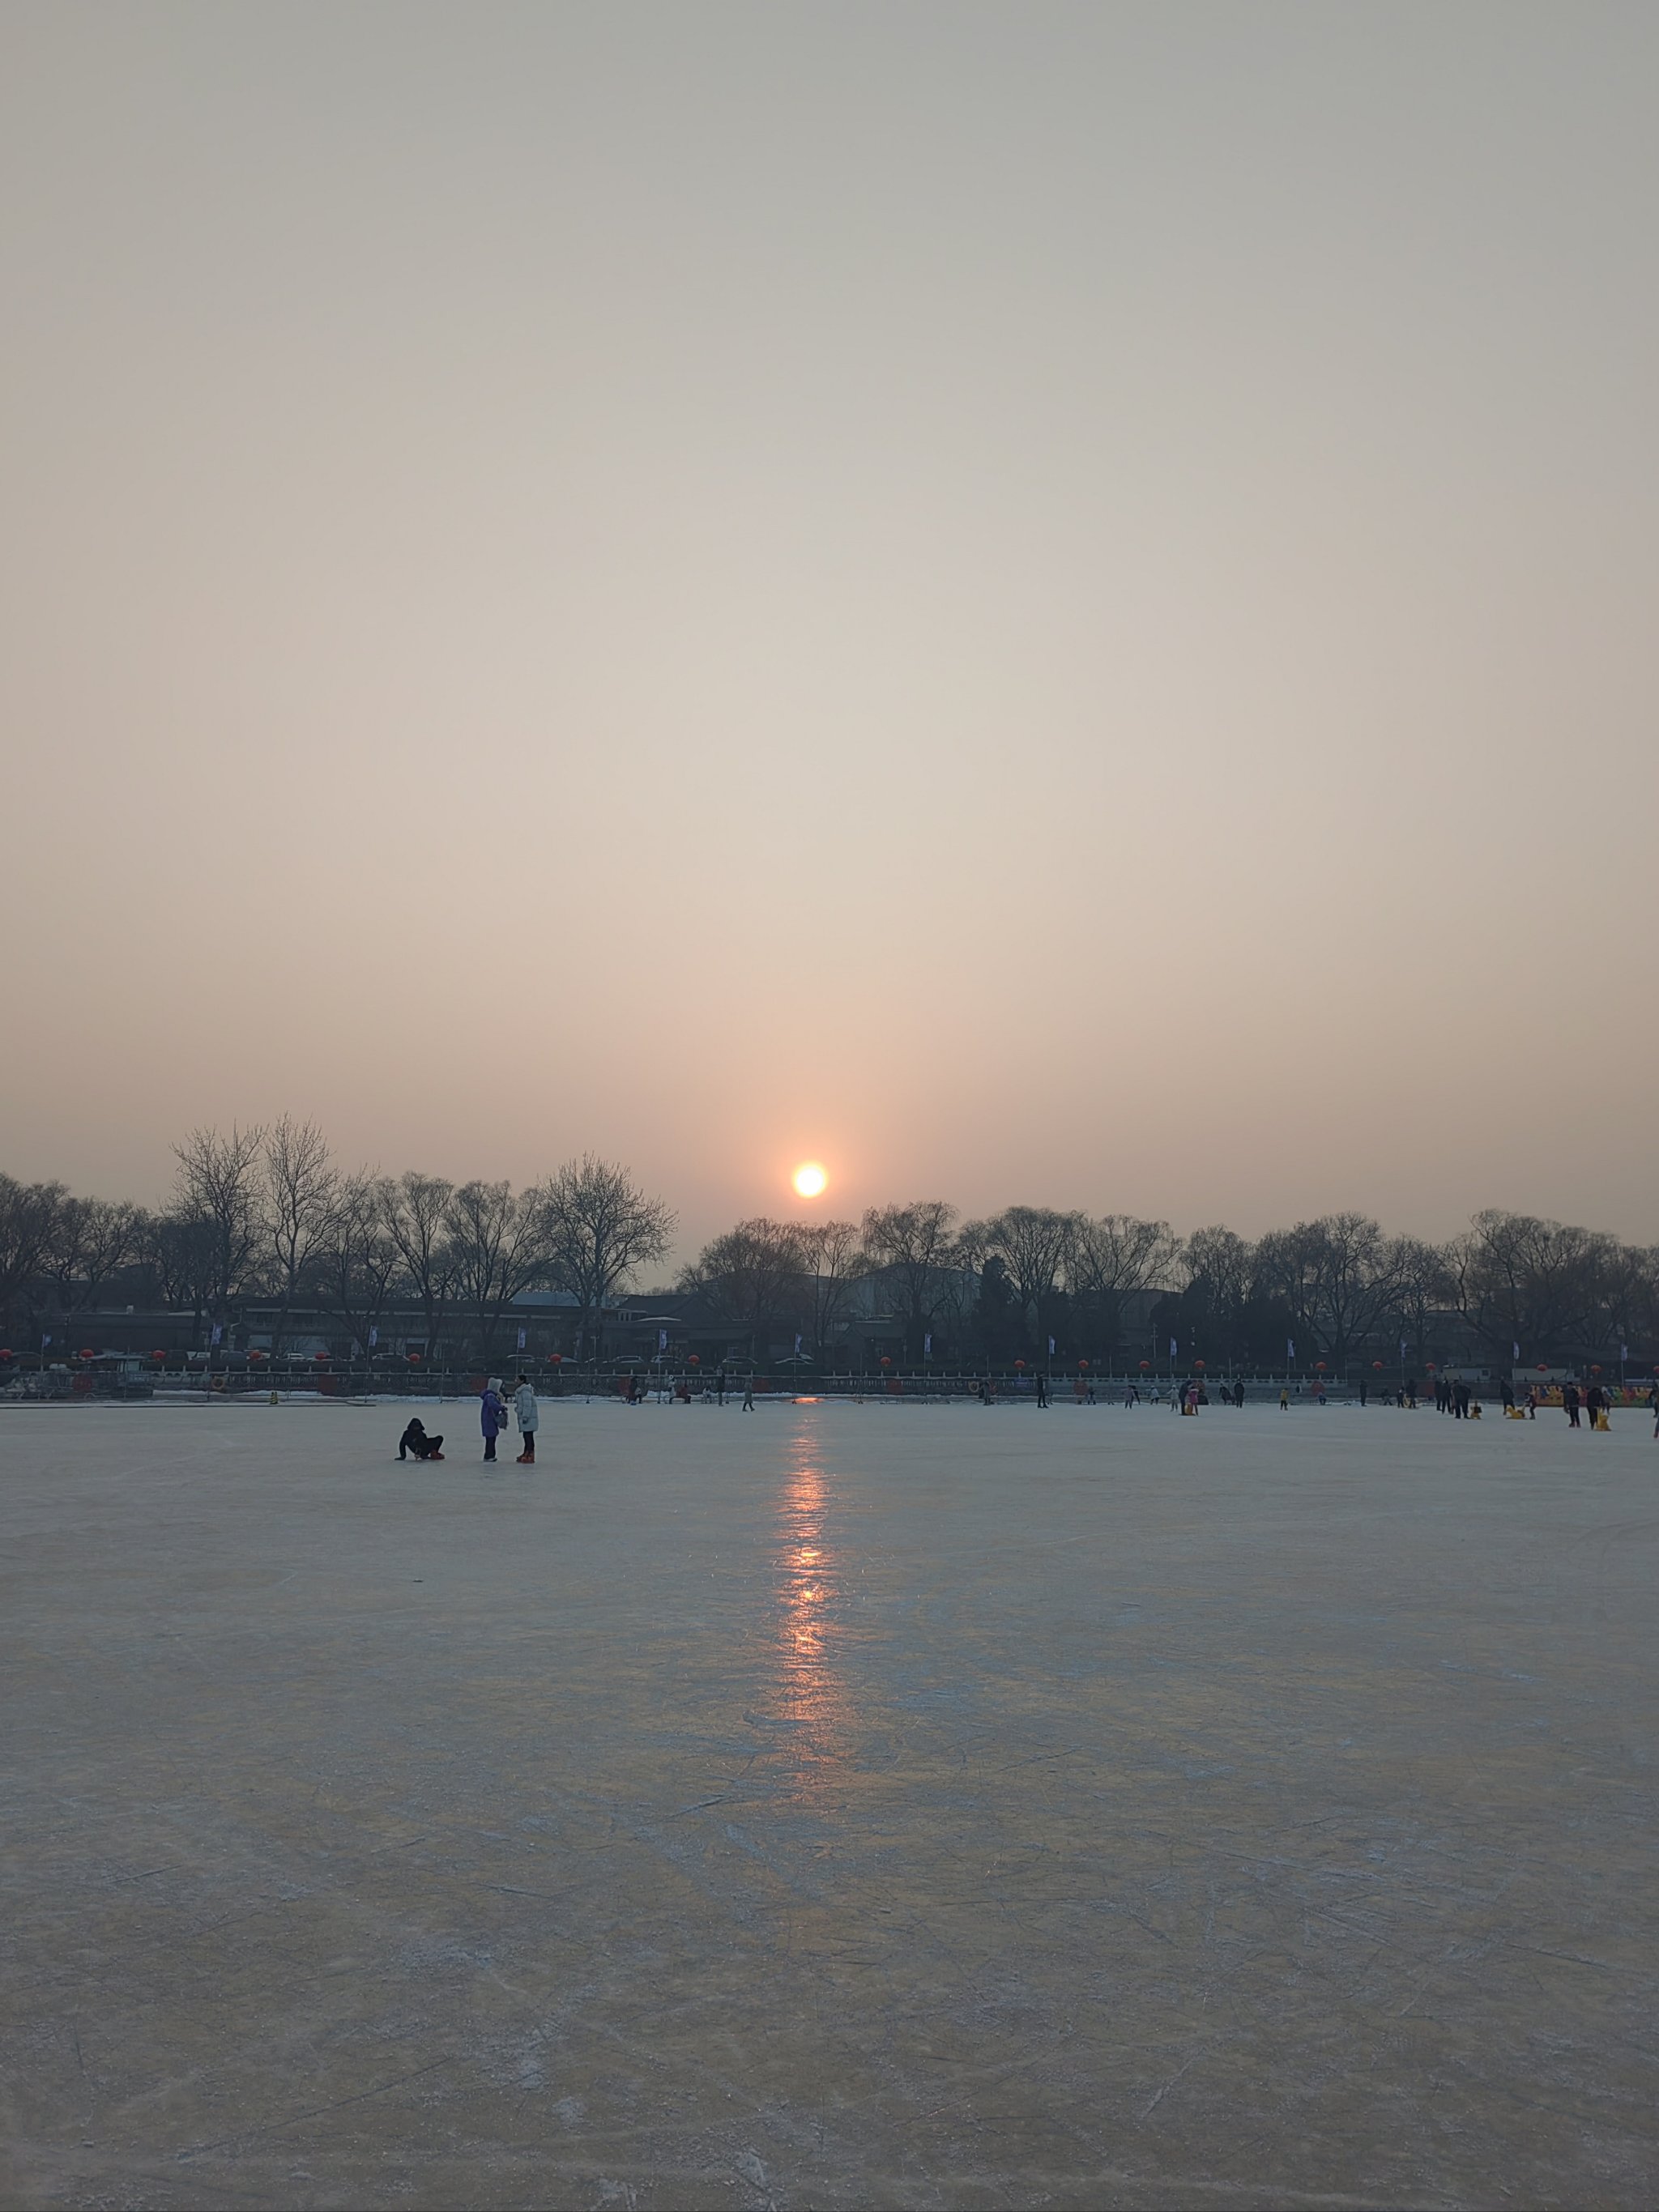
772 1425 855 1791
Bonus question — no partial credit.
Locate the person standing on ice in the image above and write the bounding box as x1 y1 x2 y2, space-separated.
480 1378 505 1461
513 1374 538 1463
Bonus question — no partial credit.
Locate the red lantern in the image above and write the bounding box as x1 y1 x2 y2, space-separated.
1194 1358 1205 1370
1139 1359 1149 1370
0 1349 12 1362
249 1349 265 1362
689 1353 700 1365
80 1348 95 1362
1591 1364 1602 1375
1078 1358 1089 1370
151 1349 165 1362
550 1353 562 1366
881 1354 892 1366
1015 1358 1026 1370
313 1351 329 1363
1315 1361 1327 1373
1427 1362 1438 1373
1372 1360 1383 1370
1536 1363 1547 1373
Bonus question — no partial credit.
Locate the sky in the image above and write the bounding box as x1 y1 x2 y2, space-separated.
2 2 1656 1264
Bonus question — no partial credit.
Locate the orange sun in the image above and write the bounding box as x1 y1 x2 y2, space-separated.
791 1162 828 1199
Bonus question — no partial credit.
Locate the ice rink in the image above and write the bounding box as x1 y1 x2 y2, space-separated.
4 1395 1656 2210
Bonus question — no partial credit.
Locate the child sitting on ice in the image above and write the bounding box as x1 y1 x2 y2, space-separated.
398 1417 445 1461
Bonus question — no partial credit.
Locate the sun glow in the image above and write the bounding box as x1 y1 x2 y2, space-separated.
791 1161 828 1199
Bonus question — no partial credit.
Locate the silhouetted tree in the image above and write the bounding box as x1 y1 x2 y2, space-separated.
170 1124 267 1331
679 1219 807 1357
543 1155 675 1362
263 1115 338 1353
445 1179 548 1363
0 1176 65 1334
1449 1211 1614 1368
1068 1213 1180 1358
796 1219 869 1357
966 1207 1076 1357
382 1171 457 1361
313 1173 403 1357
45 1197 144 1315
860 1200 959 1361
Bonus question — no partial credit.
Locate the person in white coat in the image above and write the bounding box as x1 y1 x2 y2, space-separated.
513 1375 539 1463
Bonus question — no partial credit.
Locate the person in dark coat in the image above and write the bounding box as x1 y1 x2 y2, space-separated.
1563 1383 1581 1429
398 1417 444 1460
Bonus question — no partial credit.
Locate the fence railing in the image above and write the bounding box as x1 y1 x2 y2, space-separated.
7 1360 1653 1406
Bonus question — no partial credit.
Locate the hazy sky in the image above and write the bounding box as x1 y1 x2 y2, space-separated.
3 2 1656 1261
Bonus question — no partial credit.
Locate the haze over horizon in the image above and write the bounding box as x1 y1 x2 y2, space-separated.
3 2 1656 1264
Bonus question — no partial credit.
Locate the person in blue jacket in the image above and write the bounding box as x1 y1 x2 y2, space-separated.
480 1377 505 1462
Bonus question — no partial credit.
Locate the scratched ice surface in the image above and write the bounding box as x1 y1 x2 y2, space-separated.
3 1396 1656 2208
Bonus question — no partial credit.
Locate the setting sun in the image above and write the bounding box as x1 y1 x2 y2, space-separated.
791 1161 828 1199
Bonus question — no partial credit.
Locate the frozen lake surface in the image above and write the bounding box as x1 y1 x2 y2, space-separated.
4 1396 1656 2209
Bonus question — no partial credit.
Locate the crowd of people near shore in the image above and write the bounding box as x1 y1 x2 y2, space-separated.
394 1370 1659 1461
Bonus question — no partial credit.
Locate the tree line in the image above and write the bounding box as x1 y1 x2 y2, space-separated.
2 1127 1654 1370
680 1200 1657 1371
0 1120 674 1362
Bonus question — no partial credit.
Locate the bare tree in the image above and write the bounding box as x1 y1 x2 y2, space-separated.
46 1197 143 1315
968 1206 1077 1354
263 1115 338 1353
1180 1226 1253 1306
1384 1237 1455 1373
312 1173 404 1357
382 1171 457 1360
143 1210 220 1337
1069 1213 1180 1354
0 1177 66 1334
680 1219 808 1357
860 1200 960 1361
1254 1213 1410 1368
171 1124 267 1333
444 1180 548 1365
1449 1211 1614 1368
543 1155 676 1362
1595 1240 1659 1367
796 1219 869 1358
